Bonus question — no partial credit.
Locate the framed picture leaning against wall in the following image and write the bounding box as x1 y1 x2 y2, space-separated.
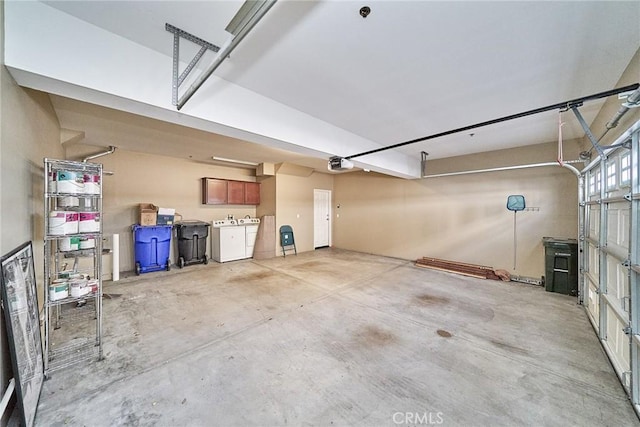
1 241 44 427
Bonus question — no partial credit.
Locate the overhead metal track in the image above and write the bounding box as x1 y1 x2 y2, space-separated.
344 83 639 160
166 23 221 106
422 160 582 179
176 0 278 110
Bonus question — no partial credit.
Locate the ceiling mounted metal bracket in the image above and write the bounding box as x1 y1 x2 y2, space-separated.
597 139 633 151
570 105 605 158
166 23 221 106
619 89 640 108
176 0 278 110
420 151 429 178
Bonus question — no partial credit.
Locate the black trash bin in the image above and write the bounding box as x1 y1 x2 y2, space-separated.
175 221 210 268
542 237 578 296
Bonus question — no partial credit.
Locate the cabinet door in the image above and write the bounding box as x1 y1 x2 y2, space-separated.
244 182 261 205
202 178 228 204
227 181 245 204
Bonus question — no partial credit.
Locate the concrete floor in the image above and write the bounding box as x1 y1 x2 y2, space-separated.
35 248 637 426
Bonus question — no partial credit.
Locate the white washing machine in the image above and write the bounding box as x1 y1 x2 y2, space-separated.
238 217 260 258
211 219 246 262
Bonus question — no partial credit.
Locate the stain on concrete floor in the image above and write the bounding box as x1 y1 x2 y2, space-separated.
292 260 327 269
354 325 397 347
490 339 529 356
229 271 276 282
415 293 450 305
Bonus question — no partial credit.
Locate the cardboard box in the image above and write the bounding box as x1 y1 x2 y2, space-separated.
139 203 158 226
156 207 175 225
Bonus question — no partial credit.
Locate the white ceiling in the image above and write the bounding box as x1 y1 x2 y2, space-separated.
10 1 640 176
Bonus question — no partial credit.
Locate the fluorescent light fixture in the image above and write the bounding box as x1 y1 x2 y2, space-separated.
212 156 259 166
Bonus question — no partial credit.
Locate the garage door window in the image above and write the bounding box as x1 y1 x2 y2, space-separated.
589 169 600 196
620 152 631 186
606 161 617 191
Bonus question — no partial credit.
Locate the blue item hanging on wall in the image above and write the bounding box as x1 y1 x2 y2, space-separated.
506 195 526 212
506 195 526 270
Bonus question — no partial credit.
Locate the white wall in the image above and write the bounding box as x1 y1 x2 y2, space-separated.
275 172 334 255
1 5 64 418
65 146 259 272
333 141 580 278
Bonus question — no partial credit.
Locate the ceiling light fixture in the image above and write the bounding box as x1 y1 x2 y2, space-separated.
212 156 259 166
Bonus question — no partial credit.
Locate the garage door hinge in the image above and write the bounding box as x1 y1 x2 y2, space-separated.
623 326 632 335
624 193 632 202
579 201 586 207
622 259 631 268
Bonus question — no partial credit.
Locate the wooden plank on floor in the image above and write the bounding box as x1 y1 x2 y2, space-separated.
415 256 502 280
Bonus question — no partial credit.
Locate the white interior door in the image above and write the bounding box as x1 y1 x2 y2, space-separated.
314 189 331 248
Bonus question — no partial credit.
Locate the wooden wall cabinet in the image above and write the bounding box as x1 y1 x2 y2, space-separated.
245 182 261 205
202 178 260 205
227 181 245 204
202 178 228 204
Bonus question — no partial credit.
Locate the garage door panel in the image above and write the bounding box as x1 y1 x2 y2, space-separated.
607 202 629 251
606 255 630 307
588 242 599 276
605 304 631 388
588 206 600 238
587 280 599 328
621 208 631 250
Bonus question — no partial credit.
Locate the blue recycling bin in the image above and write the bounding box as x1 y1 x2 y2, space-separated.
132 225 172 275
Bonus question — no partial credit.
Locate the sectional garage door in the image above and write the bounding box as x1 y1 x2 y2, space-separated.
581 123 640 415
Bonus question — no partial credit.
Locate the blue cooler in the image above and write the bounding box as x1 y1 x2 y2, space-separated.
132 225 172 275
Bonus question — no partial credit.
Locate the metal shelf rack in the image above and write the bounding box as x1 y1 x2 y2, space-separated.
43 158 103 376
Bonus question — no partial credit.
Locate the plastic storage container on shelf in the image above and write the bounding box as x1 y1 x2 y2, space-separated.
174 221 210 268
132 225 172 275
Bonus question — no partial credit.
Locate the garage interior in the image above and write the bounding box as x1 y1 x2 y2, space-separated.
1 1 640 426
